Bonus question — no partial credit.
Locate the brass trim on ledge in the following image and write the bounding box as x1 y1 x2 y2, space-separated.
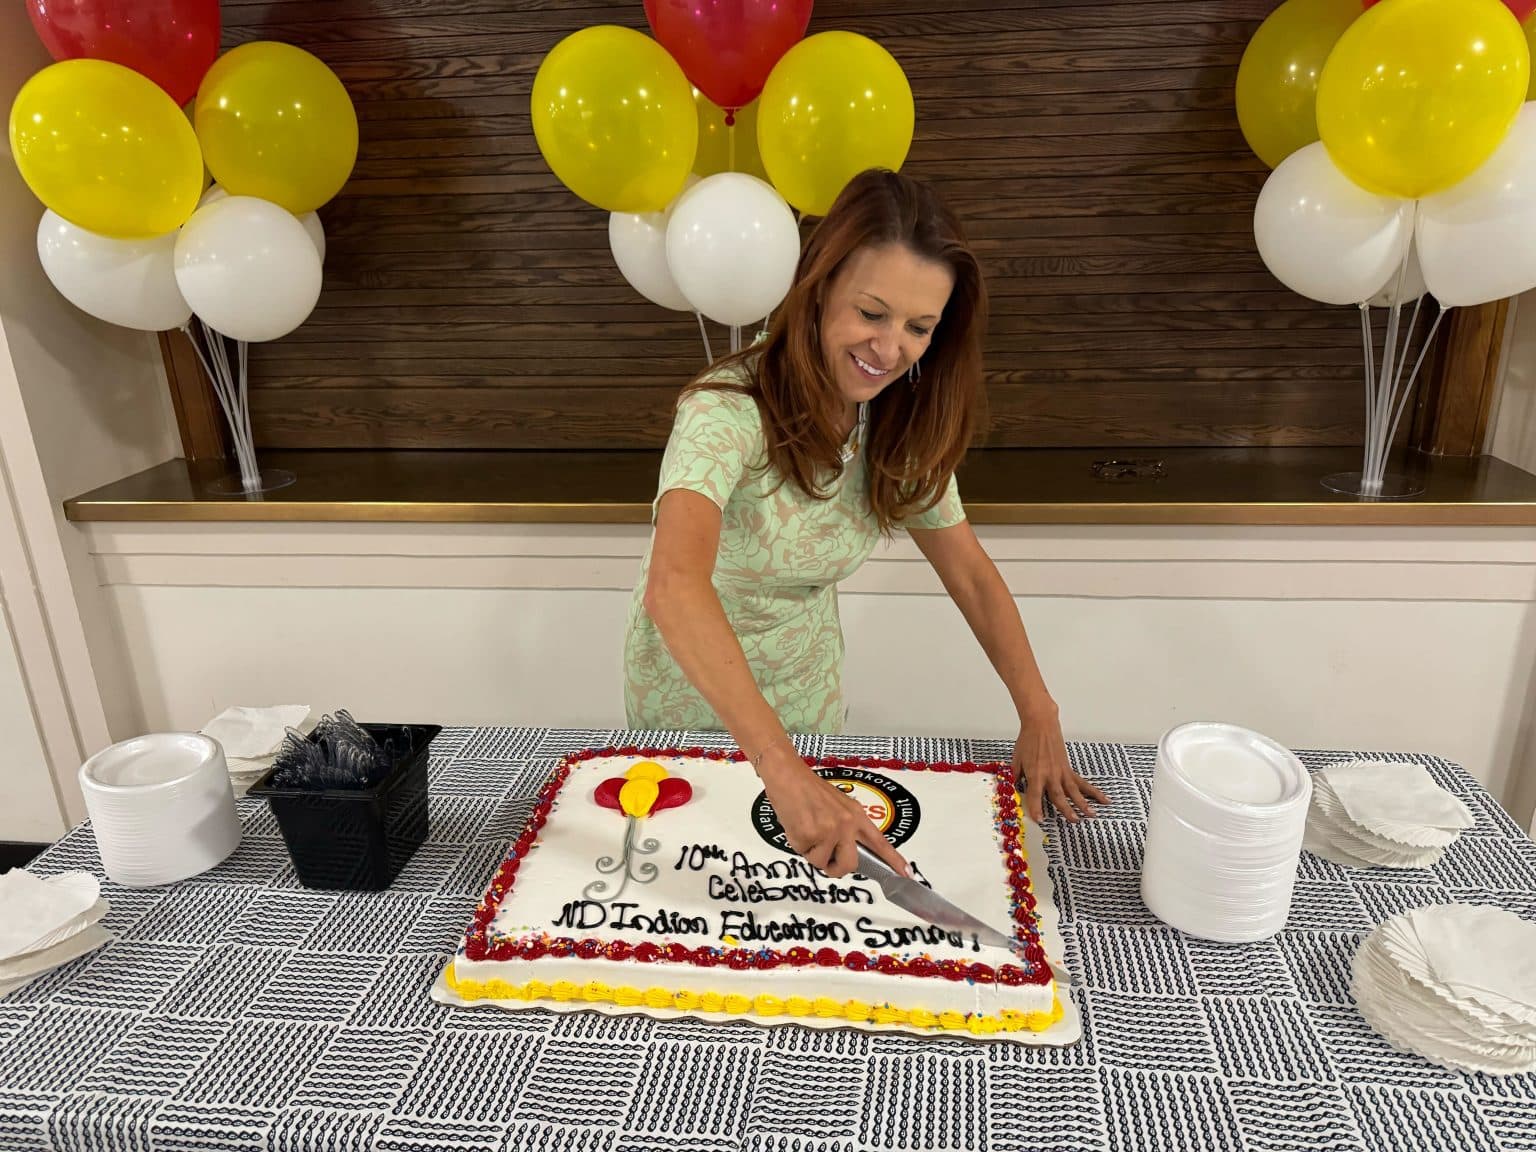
62 447 1536 527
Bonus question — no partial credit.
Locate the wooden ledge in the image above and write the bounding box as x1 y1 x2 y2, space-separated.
62 447 1536 527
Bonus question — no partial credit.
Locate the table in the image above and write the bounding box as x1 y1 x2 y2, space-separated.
4 727 1536 1151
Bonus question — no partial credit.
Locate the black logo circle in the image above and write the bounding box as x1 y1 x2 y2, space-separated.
751 766 922 854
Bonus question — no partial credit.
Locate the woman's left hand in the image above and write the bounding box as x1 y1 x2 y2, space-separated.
1013 704 1109 824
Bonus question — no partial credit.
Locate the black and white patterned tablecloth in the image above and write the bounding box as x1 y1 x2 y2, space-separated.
3 727 1535 1151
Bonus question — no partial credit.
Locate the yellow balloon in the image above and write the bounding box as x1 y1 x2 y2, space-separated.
8 59 203 239
1527 15 1536 100
1317 0 1529 198
694 91 768 183
757 32 915 217
625 760 669 782
195 42 358 215
1235 0 1361 170
531 26 696 214
619 778 659 819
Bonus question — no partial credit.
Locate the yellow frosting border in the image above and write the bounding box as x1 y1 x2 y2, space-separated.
442 962 1063 1035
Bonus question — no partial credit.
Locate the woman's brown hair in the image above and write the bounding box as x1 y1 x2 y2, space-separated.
684 168 988 531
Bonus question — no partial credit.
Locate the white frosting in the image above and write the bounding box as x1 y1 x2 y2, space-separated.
457 753 1056 1023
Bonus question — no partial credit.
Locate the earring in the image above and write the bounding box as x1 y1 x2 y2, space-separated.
908 360 922 384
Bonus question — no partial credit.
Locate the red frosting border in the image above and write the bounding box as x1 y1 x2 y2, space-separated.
459 746 1050 987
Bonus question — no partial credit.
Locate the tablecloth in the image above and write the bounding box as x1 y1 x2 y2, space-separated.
3 726 1535 1151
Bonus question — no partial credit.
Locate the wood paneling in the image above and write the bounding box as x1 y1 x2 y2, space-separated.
158 329 227 460
1411 301 1509 457
216 0 1391 450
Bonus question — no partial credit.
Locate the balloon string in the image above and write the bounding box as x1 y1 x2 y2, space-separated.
1372 300 1402 486
182 323 236 448
184 320 262 489
728 121 736 173
185 323 253 481
236 338 261 491
1369 213 1415 485
1395 291 1424 398
696 312 714 365
1383 307 1448 461
1358 305 1375 481
209 322 256 486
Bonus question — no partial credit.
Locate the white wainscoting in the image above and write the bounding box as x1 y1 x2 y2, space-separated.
73 521 1536 825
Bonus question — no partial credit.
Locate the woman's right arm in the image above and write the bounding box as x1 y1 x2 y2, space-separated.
644 487 910 880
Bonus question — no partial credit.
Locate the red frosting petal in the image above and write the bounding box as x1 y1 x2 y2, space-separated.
651 777 693 814
594 777 625 811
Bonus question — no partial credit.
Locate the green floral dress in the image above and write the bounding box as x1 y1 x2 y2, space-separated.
623 381 966 734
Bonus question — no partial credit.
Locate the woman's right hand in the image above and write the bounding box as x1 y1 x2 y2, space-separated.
754 743 910 879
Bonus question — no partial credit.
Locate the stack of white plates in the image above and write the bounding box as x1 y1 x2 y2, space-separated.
1353 905 1536 1075
1141 721 1312 943
1305 760 1473 869
79 733 243 888
0 869 113 997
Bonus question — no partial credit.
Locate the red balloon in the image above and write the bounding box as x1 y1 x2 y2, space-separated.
26 0 221 107
1363 0 1536 15
644 0 814 112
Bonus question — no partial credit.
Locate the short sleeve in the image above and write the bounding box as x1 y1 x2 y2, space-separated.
902 472 966 531
654 389 762 513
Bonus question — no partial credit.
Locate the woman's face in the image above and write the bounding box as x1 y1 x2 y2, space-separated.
817 242 954 409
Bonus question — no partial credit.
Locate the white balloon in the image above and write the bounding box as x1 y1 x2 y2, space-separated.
1418 104 1536 308
1367 240 1426 308
299 212 326 264
665 172 800 327
202 183 324 263
610 176 697 311
174 196 323 342
1253 142 1412 306
36 211 191 331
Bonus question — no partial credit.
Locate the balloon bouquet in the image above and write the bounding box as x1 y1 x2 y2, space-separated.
1238 0 1535 498
532 3 914 359
8 1 357 494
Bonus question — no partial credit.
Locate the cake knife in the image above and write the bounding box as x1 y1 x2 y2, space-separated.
854 844 1017 952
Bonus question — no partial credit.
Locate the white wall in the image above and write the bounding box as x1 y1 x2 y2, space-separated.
82 522 1536 821
1492 290 1536 832
0 601 64 842
0 11 181 838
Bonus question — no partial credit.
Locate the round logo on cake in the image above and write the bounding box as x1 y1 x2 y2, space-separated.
751 766 922 854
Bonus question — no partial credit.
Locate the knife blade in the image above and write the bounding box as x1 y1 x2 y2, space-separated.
854 844 1017 952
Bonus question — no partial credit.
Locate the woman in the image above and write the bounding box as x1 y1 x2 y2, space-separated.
625 169 1107 878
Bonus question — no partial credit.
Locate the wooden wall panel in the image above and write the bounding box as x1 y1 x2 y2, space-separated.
220 0 1380 450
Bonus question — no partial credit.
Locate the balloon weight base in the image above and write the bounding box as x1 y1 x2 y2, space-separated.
1320 471 1425 500
204 468 297 496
